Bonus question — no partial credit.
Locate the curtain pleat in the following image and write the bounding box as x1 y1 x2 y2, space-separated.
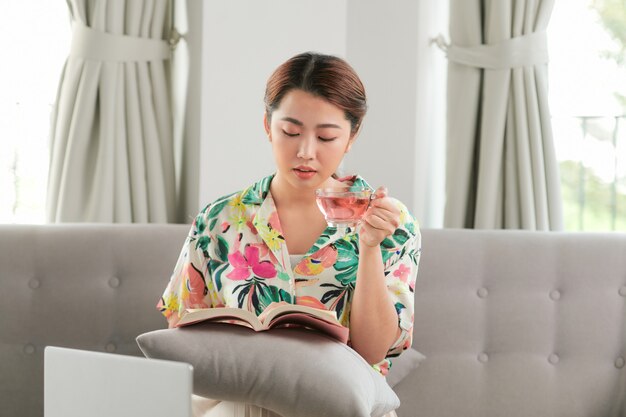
443 0 563 230
47 0 175 223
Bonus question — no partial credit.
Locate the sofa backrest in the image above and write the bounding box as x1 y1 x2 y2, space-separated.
396 228 626 417
0 224 190 417
2 225 625 417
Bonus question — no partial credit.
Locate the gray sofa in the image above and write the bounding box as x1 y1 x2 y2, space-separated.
1 224 625 417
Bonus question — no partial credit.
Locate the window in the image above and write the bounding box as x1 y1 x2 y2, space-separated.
0 1 71 223
549 0 626 231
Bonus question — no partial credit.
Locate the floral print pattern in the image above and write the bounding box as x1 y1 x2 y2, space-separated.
158 174 421 374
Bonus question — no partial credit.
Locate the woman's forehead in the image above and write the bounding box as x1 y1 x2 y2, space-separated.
272 90 350 127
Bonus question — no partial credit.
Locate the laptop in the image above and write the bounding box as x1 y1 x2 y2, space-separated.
44 346 193 417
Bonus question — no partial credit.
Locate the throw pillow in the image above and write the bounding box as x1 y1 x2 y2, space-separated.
137 323 400 417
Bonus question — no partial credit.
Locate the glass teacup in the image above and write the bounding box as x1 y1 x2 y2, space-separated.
315 187 374 228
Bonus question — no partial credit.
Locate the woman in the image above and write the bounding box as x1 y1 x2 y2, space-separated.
158 52 421 417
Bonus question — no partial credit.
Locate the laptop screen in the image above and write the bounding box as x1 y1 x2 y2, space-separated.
44 346 193 417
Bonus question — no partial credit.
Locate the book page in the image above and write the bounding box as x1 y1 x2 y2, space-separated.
260 302 338 325
177 307 262 330
268 313 349 344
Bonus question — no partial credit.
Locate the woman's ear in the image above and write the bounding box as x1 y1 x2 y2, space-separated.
345 125 361 153
345 138 354 153
263 112 271 141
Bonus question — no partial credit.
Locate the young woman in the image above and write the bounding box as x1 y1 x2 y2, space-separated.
158 52 421 417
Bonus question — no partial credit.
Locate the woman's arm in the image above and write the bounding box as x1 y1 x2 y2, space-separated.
349 187 402 364
350 243 401 364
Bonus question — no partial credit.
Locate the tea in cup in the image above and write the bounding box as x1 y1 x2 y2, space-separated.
315 187 374 228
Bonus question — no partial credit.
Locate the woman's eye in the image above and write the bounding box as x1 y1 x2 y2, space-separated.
282 129 299 137
318 137 337 142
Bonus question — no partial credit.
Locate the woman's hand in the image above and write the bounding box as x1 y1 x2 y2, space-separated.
359 186 401 248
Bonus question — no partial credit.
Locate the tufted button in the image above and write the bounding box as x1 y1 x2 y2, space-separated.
477 288 489 298
108 277 120 288
478 353 489 363
616 357 625 369
28 278 41 289
619 286 626 297
548 353 560 364
24 344 35 355
105 343 117 353
549 290 561 301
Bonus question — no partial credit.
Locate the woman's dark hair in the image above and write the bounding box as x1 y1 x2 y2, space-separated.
264 52 367 135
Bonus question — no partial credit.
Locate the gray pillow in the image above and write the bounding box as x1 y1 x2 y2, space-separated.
136 323 399 417
386 348 426 388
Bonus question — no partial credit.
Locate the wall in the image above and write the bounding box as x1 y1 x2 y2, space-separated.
181 0 447 227
197 0 348 213
345 0 421 219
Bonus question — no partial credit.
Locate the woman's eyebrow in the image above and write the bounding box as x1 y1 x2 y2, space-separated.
317 123 342 129
281 117 303 126
281 117 342 129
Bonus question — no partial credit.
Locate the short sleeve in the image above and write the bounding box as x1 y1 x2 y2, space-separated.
381 201 422 358
157 208 216 324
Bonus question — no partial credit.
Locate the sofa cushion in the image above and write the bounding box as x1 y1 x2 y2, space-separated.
137 323 400 417
386 348 426 388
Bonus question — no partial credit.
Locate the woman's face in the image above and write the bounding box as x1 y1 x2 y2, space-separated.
265 89 355 191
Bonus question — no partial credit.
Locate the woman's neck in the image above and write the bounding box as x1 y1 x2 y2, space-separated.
270 173 317 208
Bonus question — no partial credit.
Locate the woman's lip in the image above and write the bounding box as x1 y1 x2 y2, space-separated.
293 168 316 179
294 166 317 172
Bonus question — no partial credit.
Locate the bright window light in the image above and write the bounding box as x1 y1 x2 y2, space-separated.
0 1 71 224
548 0 626 231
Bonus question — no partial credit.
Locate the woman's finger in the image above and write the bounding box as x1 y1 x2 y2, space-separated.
363 212 397 235
366 201 400 228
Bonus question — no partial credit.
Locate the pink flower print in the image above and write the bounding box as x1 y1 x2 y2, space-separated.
247 218 258 235
248 243 270 259
226 245 277 280
294 246 337 276
393 263 411 283
268 211 283 234
295 296 327 310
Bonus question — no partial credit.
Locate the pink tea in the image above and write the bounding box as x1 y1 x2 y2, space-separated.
316 193 371 227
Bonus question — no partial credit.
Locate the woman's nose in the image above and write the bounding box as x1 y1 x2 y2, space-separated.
296 136 315 159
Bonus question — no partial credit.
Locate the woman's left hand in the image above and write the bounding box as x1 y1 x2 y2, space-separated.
359 186 401 248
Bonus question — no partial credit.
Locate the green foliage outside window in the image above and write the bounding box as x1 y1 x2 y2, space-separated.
592 0 626 106
557 1 626 232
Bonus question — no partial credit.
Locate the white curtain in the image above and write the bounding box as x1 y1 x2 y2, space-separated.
443 0 563 230
47 0 177 223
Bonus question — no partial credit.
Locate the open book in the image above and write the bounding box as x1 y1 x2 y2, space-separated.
176 302 349 344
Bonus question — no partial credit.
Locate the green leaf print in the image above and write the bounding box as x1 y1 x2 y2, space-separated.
209 216 219 232
309 228 338 253
195 214 207 234
320 282 351 317
209 260 228 292
277 270 291 281
214 235 229 263
207 198 230 223
232 278 276 315
196 236 210 255
236 284 251 308
248 279 272 315
380 237 397 251
381 249 395 264
333 238 359 285
394 302 406 315
257 285 292 311
392 229 410 246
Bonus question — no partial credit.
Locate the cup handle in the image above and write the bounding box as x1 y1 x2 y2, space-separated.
367 192 377 210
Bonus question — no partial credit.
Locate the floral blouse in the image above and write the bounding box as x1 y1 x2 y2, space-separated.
158 174 421 374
